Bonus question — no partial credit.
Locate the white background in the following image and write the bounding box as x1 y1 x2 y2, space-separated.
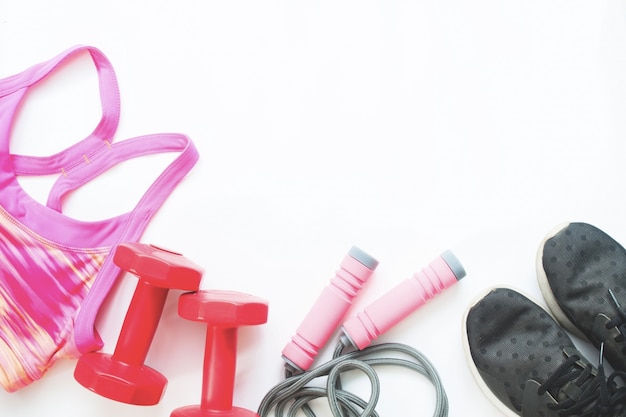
1 1 626 416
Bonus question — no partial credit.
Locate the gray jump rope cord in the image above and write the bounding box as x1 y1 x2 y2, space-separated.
257 339 449 417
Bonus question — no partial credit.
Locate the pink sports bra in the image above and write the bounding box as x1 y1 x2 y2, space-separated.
0 46 198 391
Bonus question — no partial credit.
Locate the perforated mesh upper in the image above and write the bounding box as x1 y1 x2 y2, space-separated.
466 288 582 414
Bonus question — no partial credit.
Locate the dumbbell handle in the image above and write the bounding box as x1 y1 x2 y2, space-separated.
173 290 268 417
201 326 237 411
113 281 169 366
111 242 203 367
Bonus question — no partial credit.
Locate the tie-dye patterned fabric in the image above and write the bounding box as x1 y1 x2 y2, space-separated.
0 46 198 391
0 206 109 390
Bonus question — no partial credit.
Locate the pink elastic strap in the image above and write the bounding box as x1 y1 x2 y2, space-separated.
9 45 121 176
72 133 199 353
45 133 196 211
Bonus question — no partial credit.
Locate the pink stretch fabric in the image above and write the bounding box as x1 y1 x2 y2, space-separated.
0 46 198 391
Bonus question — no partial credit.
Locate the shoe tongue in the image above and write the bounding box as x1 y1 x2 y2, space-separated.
555 379 586 403
563 346 597 372
550 348 599 408
521 350 597 416
522 379 558 415
521 377 597 417
592 313 625 368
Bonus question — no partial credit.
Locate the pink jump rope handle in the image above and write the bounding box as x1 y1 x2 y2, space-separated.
342 250 465 350
281 246 378 371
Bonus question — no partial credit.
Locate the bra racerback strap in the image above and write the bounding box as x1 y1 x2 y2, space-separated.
45 132 199 217
63 132 200 353
9 45 121 176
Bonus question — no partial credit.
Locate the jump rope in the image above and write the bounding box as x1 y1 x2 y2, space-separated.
258 247 466 417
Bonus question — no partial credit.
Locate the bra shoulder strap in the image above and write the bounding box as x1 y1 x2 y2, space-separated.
9 45 121 176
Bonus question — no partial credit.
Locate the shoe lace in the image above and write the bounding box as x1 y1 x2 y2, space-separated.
537 343 626 417
606 289 626 349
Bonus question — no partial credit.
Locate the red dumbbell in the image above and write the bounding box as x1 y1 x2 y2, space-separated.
171 290 269 417
75 242 203 405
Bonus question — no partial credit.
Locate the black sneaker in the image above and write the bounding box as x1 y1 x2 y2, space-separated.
537 222 626 373
463 287 626 416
